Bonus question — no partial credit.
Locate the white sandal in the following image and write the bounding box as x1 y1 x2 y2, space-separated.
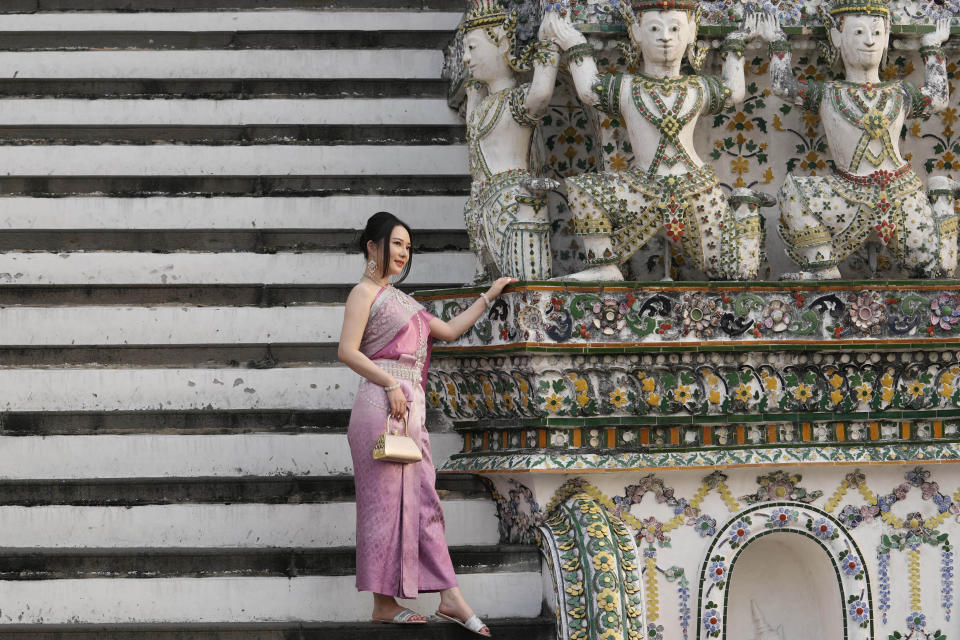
371 607 427 624
435 610 492 637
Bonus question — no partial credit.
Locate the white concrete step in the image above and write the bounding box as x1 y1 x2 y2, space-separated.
0 196 467 230
0 251 473 285
0 572 537 624
0 433 462 479
0 11 462 31
0 306 342 345
0 98 461 125
0 145 467 175
0 366 359 411
0 50 443 78
0 499 497 548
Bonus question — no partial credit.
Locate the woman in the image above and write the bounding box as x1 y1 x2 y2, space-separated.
337 211 514 637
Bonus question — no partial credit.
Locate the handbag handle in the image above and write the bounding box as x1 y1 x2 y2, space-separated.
384 411 409 437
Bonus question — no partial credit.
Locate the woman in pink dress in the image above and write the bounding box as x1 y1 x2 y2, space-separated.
337 212 514 637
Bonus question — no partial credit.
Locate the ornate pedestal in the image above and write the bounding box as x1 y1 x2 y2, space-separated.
417 282 960 640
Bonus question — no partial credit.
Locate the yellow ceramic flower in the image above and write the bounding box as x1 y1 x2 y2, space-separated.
831 389 845 406
854 383 873 402
641 377 655 392
572 376 589 392
829 374 843 389
792 383 813 402
881 386 895 403
599 629 623 640
647 393 661 407
544 393 563 413
941 383 955 400
763 374 779 391
565 582 584 596
906 380 925 399
596 588 620 612
586 522 610 538
673 385 692 403
593 552 616 572
428 391 442 407
734 384 751 402
577 392 591 407
609 388 629 409
708 389 722 404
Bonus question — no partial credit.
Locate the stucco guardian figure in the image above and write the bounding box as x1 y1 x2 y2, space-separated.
753 2 960 279
460 0 560 281
542 0 769 282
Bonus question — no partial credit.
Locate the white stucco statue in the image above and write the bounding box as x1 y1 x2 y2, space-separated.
541 0 770 282
460 0 560 281
751 601 786 640
753 1 959 279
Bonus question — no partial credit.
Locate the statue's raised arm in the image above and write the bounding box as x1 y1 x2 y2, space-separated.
912 17 951 117
544 0 772 282
755 0 960 280
459 0 561 281
750 12 805 107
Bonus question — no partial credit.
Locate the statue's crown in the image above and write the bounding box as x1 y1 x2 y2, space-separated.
632 0 699 12
459 0 508 32
829 0 889 18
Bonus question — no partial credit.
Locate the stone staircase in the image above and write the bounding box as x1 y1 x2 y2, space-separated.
0 1 552 637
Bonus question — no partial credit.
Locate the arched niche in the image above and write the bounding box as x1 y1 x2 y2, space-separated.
697 503 873 640
726 531 843 640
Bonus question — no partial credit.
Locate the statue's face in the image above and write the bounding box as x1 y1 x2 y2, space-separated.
833 14 888 72
463 28 510 84
633 10 693 66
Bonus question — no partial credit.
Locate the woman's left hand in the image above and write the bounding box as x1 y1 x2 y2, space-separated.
486 277 517 301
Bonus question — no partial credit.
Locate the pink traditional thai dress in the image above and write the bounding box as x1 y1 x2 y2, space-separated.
347 284 458 598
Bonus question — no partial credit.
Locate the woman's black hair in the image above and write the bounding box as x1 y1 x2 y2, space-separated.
357 211 413 284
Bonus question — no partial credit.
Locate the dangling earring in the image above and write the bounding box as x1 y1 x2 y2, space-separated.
365 259 378 278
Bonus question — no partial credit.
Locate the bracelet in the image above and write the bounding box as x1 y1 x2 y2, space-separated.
384 382 401 392
561 42 594 67
919 44 945 60
767 39 792 58
479 292 492 308
532 39 560 66
720 38 745 60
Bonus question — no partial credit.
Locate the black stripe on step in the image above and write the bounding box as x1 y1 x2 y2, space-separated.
1 0 465 10
0 545 537 580
0 230 469 252
0 31 454 51
0 618 557 640
0 175 470 197
0 343 338 368
0 79 450 99
0 125 465 146
1 409 349 435
0 474 484 506
0 284 463 307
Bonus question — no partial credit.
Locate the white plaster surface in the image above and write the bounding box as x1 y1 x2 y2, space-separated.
0 572 536 624
0 432 462 479
0 500 497 548
0 367 358 411
0 196 467 230
0 145 468 175
0 50 444 78
0 251 473 285
726 533 843 640
0 11 462 31
0 306 341 344
0 98 461 125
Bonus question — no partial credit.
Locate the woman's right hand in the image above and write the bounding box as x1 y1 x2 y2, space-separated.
386 385 407 421
486 277 517 302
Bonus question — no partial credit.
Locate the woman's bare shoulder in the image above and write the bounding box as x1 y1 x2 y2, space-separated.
345 281 382 309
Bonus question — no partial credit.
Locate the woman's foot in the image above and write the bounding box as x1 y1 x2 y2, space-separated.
372 594 427 624
437 587 491 637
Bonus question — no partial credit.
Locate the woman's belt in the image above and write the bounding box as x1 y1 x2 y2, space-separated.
373 358 422 382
